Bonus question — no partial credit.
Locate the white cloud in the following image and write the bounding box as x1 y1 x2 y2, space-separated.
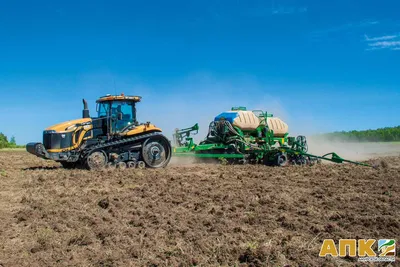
365 46 385 51
368 41 400 47
243 5 307 17
271 6 307 15
364 33 400 51
365 21 379 25
364 34 398 41
311 20 379 36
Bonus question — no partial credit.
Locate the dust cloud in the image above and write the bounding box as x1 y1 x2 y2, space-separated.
169 156 197 166
306 136 400 161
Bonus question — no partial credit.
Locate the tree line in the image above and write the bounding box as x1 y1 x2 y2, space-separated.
0 133 25 149
316 125 400 142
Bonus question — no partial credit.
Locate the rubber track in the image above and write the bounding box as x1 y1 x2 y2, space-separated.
82 132 164 158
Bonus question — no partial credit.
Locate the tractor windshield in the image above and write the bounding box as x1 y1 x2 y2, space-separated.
97 100 137 132
111 101 136 131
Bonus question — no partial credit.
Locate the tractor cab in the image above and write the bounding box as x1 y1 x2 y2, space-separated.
95 94 142 135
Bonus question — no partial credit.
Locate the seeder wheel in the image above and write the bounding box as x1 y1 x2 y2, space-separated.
276 152 288 167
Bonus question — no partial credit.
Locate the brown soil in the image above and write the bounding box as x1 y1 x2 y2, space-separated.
0 151 399 267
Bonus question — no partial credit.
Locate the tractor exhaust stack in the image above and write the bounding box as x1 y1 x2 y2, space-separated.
82 99 90 118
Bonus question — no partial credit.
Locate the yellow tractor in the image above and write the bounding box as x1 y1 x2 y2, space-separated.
26 94 172 170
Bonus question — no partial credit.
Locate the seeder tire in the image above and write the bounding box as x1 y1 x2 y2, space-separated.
276 153 288 167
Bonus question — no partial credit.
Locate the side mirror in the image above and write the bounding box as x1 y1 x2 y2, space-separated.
117 112 123 120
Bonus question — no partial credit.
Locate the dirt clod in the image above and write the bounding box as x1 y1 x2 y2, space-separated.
98 198 109 209
380 160 389 168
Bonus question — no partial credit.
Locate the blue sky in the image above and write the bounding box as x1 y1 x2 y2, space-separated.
0 0 399 145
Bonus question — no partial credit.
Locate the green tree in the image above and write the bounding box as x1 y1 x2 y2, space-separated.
9 136 16 148
317 125 400 142
0 133 8 149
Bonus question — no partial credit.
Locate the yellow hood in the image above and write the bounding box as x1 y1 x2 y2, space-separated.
45 118 92 132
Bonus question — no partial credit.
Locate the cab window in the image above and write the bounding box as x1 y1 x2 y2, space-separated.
111 101 135 131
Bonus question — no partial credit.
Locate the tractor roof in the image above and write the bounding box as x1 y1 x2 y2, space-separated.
96 93 142 103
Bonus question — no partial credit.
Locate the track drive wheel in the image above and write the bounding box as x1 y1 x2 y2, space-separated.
276 152 288 167
86 150 108 170
142 135 172 168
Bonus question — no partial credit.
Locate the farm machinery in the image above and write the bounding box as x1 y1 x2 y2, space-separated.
26 94 171 170
172 107 372 167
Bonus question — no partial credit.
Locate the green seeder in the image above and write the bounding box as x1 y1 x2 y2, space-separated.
172 107 372 167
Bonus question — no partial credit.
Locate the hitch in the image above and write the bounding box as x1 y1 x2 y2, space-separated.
172 123 199 147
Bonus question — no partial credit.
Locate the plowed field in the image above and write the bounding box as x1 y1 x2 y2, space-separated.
0 151 399 266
